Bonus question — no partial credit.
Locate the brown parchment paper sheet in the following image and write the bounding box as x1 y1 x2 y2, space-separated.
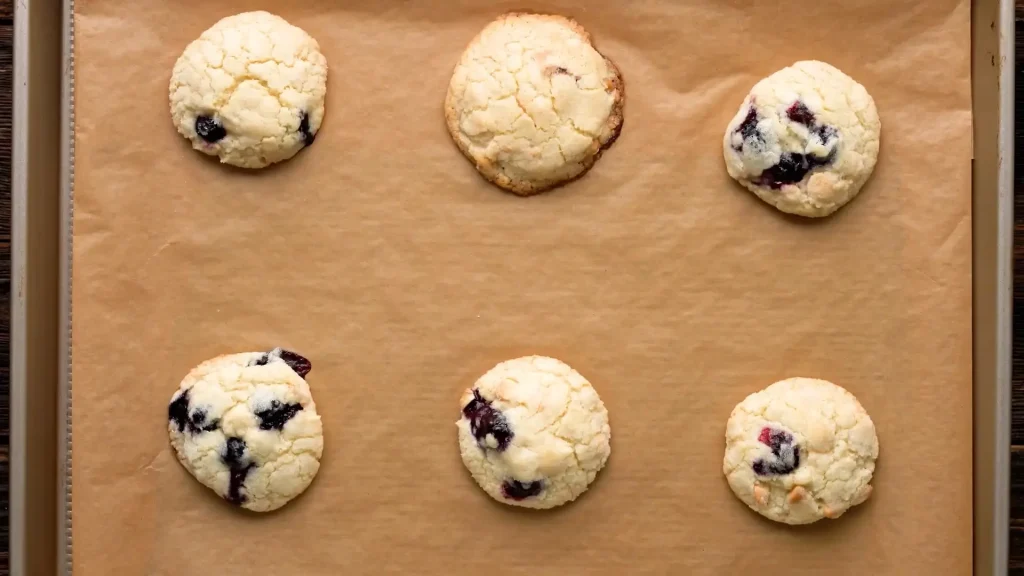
70 0 973 574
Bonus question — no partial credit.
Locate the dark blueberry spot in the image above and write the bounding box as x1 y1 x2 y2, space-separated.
169 389 219 435
195 115 226 143
754 146 839 189
814 124 837 143
786 101 837 145
462 389 513 451
502 479 543 501
738 107 759 140
187 407 219 434
748 101 839 188
250 349 312 379
752 427 800 476
755 152 816 189
733 106 763 151
278 350 312 378
224 436 246 464
168 388 192 433
787 101 838 145
786 101 816 127
222 437 256 506
255 400 303 431
299 113 315 146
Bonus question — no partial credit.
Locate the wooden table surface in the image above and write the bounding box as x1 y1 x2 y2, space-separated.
0 2 1016 575
0 0 13 574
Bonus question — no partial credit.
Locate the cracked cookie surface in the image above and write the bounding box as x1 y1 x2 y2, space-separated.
169 11 327 169
456 356 611 509
723 377 879 525
167 349 324 512
444 13 624 195
723 61 880 217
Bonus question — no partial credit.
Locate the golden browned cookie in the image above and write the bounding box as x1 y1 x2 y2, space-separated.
444 13 624 195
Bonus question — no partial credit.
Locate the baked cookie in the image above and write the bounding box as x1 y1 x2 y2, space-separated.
723 378 879 525
444 13 624 195
723 61 880 217
456 356 611 509
169 11 327 169
167 348 323 512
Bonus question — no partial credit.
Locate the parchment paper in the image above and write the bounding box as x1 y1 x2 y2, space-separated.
71 0 974 574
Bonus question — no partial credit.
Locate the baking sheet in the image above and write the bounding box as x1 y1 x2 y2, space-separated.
70 0 974 574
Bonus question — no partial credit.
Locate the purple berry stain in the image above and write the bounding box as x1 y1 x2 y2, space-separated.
195 115 226 143
502 479 543 501
168 389 191 433
751 100 839 188
255 400 303 431
785 101 816 127
222 437 256 506
299 113 315 146
462 389 513 451
755 152 827 189
752 426 800 476
252 349 312 379
733 106 762 151
168 388 219 434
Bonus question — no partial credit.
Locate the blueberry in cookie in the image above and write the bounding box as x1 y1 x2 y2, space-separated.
169 12 328 169
167 348 324 512
723 377 879 524
723 61 881 217
456 356 611 509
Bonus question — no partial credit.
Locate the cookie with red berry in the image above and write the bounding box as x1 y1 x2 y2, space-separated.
723 377 879 524
723 61 880 217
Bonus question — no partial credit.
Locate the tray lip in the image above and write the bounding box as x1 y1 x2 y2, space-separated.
971 0 1014 572
11 1 29 574
32 1 1011 575
13 0 66 574
58 0 74 573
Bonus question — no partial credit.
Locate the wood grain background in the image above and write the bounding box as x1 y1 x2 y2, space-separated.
0 0 14 573
0 1 1012 574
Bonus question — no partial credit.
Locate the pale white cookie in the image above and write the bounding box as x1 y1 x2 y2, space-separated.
723 61 881 217
169 11 328 169
456 356 611 509
445 13 624 195
168 349 323 512
723 378 879 525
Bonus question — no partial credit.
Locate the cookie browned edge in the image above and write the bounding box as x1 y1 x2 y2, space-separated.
443 12 625 197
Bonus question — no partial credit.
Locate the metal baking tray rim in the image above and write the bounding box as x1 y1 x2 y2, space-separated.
6 0 1012 574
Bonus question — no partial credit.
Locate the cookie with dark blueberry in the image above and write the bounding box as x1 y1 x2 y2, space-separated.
724 377 879 525
751 427 800 476
248 347 312 379
502 479 544 501
457 356 612 510
169 12 327 169
167 351 324 512
461 389 514 451
723 60 881 217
